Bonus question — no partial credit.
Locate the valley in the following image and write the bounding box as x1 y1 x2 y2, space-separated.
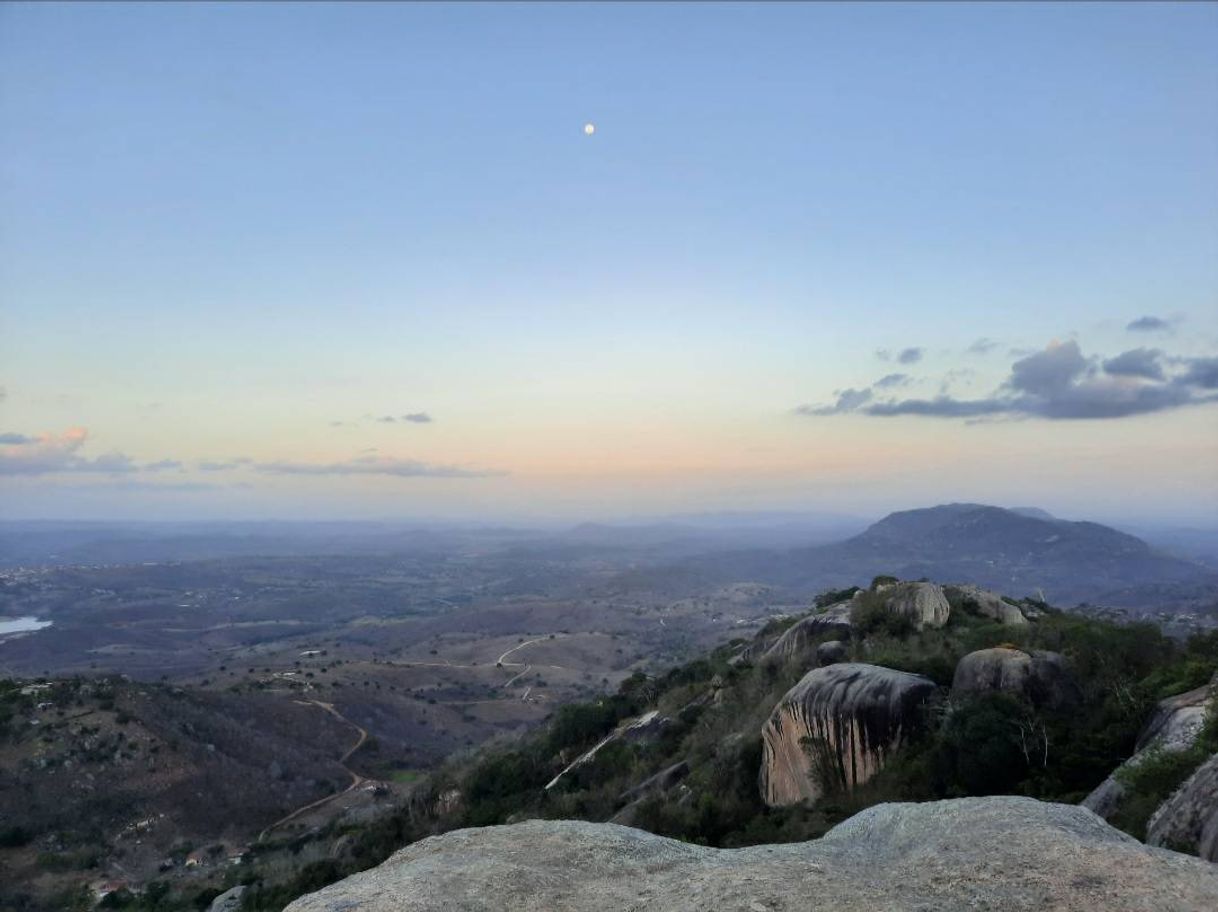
1 505 1217 909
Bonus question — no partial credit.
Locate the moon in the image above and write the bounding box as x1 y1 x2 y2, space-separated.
583 122 596 136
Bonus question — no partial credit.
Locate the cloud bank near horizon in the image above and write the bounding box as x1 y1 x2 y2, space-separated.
254 456 501 478
1 429 498 481
797 340 1218 422
0 428 181 476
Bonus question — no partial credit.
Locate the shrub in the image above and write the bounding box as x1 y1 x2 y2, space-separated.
930 694 1031 796
851 590 915 638
0 826 32 847
815 587 860 609
546 702 618 755
1110 708 1218 839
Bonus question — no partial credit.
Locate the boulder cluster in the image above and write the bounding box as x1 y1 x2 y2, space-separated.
1083 675 1218 861
282 578 1218 912
756 580 1217 863
757 581 1063 809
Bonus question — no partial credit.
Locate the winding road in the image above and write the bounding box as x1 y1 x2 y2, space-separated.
260 635 571 841
257 699 369 843
495 635 568 695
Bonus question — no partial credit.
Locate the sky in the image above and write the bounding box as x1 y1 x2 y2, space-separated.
1 2 1216 525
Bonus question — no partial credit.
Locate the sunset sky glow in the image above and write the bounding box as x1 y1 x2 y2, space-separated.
2 3 1216 523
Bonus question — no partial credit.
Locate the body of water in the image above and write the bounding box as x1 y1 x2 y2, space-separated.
0 616 53 635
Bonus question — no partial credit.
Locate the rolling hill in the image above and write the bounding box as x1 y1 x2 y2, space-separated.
681 504 1217 612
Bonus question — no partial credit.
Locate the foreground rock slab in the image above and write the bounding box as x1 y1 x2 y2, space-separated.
285 797 1218 912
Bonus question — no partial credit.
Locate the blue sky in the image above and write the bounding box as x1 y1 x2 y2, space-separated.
2 2 1216 523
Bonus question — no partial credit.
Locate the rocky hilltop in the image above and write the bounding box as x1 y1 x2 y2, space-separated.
686 503 1216 615
285 797 1218 912
223 575 1218 910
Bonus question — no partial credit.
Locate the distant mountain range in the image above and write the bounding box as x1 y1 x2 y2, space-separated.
680 503 1218 613
3 505 1214 620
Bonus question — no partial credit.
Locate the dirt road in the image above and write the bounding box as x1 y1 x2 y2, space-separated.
257 699 369 842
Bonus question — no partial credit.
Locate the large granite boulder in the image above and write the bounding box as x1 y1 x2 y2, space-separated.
1137 680 1215 753
951 647 1080 710
761 602 853 662
284 797 1218 912
760 663 936 807
816 640 848 666
1083 678 1214 819
863 582 952 630
945 584 1029 626
1147 751 1218 861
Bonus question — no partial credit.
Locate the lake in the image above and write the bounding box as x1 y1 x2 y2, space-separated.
0 617 53 635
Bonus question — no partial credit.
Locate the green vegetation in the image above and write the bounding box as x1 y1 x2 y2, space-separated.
850 589 916 638
0 826 33 848
814 586 860 609
234 590 1218 909
1111 706 1218 840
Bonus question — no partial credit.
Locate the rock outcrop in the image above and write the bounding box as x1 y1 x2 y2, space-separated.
610 760 691 826
1138 679 1215 752
618 759 689 805
545 710 670 791
761 602 852 662
867 581 951 630
729 629 785 665
207 886 246 912
816 640 847 666
1147 751 1218 861
951 647 1080 710
946 584 1029 625
760 663 936 807
1083 679 1213 819
285 797 1218 912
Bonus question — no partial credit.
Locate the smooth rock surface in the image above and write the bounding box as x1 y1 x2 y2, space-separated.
618 759 689 805
285 797 1218 912
1147 750 1218 861
208 886 246 912
546 711 669 790
1136 679 1214 753
762 602 852 661
946 583 1029 625
1083 679 1213 819
816 640 848 666
952 647 1080 709
867 581 951 630
610 760 691 826
760 663 936 807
